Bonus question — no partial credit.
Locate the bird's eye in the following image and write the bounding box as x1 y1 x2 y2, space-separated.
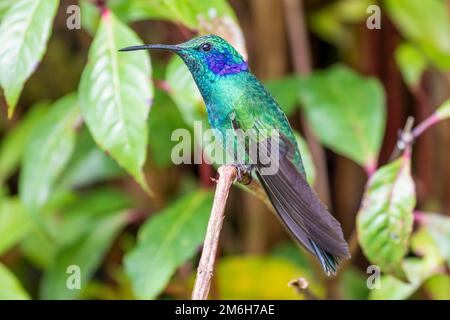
200 42 212 52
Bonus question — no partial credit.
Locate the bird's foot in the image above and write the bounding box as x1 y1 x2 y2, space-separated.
235 164 253 185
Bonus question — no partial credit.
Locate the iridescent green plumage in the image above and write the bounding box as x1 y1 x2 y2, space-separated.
120 34 350 275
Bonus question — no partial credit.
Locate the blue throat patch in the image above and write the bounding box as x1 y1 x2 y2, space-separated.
206 52 248 76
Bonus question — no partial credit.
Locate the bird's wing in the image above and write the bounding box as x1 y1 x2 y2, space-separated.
231 92 350 275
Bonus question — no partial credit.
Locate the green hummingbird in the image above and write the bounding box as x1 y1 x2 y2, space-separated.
120 35 350 275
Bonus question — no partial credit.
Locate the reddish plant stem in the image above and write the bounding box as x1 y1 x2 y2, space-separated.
92 0 107 13
413 210 429 225
155 80 172 93
364 162 377 177
412 113 440 139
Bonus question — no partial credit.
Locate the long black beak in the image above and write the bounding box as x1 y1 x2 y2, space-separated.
119 44 181 52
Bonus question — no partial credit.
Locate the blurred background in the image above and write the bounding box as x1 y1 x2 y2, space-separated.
0 0 449 300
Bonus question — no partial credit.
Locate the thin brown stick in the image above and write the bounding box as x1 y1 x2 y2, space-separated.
288 277 318 300
191 165 237 300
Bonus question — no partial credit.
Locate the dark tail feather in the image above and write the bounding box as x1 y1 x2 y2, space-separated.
309 239 339 275
256 157 350 276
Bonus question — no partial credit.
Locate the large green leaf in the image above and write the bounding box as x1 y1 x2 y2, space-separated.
308 0 373 48
79 0 100 35
0 263 30 300
369 274 417 300
40 189 130 299
385 0 450 70
79 10 152 192
125 190 213 299
217 256 324 299
298 65 386 170
395 42 427 88
40 212 127 300
370 228 443 300
424 213 450 267
0 0 15 20
19 93 80 214
0 101 48 183
0 0 58 116
357 156 415 272
20 227 57 270
166 56 205 127
0 197 30 255
58 128 124 189
126 0 237 27
265 76 301 117
110 0 245 51
148 90 189 167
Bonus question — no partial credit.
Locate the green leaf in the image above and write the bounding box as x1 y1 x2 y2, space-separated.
40 212 127 299
125 190 214 299
21 188 130 270
0 197 30 255
371 243 440 300
308 0 373 48
298 65 386 170
397 229 444 297
79 10 152 192
148 90 189 167
20 227 57 269
79 0 100 35
0 0 15 20
357 156 415 272
59 128 124 189
385 0 450 70
369 274 418 300
217 256 324 299
0 263 30 300
0 101 48 183
294 131 316 186
40 189 130 299
113 0 245 52
369 228 443 300
410 227 443 270
424 213 450 267
265 76 300 117
435 99 450 121
19 93 80 214
0 0 58 116
128 0 237 26
395 42 427 87
166 56 205 127
55 189 131 246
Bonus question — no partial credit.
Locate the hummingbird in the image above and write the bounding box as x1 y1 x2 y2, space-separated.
120 35 350 275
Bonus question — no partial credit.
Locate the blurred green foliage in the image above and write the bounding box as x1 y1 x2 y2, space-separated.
0 0 449 301
357 157 415 274
298 65 386 171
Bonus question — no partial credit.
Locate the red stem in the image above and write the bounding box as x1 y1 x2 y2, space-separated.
413 210 428 225
412 113 440 138
364 161 377 177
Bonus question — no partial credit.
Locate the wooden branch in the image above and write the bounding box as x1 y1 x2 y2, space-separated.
191 165 237 300
288 277 318 300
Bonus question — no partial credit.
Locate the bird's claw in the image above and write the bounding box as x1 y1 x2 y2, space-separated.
235 164 253 185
